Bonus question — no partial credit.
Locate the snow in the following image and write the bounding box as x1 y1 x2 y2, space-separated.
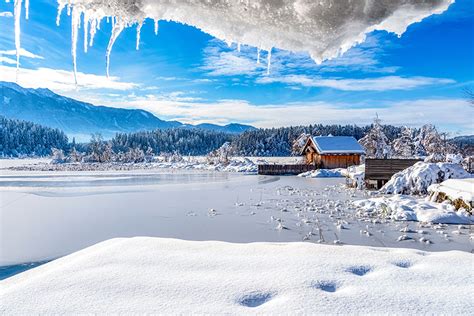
345 164 366 189
428 178 474 209
1 237 472 314
310 136 365 154
298 168 346 178
381 161 472 195
5 156 259 173
4 0 454 79
353 194 473 224
299 164 366 188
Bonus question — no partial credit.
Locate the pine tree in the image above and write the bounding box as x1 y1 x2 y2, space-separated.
358 114 391 158
392 126 415 158
291 133 310 156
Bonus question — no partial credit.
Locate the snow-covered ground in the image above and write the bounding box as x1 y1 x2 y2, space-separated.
353 195 473 224
298 164 366 189
1 237 472 314
2 156 304 173
298 168 346 178
428 178 474 210
381 161 471 195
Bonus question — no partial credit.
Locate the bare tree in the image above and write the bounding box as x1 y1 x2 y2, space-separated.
463 87 474 107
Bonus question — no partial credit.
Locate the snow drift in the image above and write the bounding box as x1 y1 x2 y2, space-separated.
1 237 472 314
353 194 473 224
380 162 471 195
7 0 454 79
428 178 474 211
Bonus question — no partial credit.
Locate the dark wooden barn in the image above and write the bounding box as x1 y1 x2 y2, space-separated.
301 136 365 169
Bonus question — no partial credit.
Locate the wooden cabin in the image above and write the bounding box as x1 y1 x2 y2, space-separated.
301 136 365 169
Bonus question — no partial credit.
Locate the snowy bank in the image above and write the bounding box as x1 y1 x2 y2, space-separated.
298 168 346 178
7 157 258 173
298 165 365 189
380 162 471 195
353 195 473 224
1 237 472 314
428 178 474 211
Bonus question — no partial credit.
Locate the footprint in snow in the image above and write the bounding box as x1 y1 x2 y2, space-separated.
393 260 412 268
311 280 339 293
238 292 274 307
346 266 372 276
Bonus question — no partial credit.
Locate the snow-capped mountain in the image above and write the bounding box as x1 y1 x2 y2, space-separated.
0 82 255 141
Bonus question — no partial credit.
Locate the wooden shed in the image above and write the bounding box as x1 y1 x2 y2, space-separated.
301 136 365 169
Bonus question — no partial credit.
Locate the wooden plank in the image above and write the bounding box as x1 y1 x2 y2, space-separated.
257 164 316 175
365 158 422 181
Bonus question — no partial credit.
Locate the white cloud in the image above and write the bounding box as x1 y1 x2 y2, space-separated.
200 43 266 77
0 48 44 59
257 75 455 91
0 65 137 93
0 11 13 18
102 94 473 134
0 56 17 65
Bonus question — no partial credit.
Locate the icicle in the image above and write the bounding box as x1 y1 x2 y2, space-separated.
83 13 89 53
136 21 143 50
24 0 29 19
266 48 272 75
56 2 65 26
106 20 125 78
257 47 261 64
89 18 97 47
154 19 159 35
13 0 22 75
71 7 81 85
237 43 241 52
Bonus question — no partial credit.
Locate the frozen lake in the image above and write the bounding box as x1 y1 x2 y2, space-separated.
1 169 472 277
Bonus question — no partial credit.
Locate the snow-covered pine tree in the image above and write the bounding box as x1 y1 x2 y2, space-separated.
414 124 451 158
391 126 415 158
291 133 310 156
358 114 391 158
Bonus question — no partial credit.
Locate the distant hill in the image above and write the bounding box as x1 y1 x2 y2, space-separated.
450 135 474 145
0 82 255 141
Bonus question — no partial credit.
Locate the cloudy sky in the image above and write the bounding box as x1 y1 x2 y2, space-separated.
0 0 473 134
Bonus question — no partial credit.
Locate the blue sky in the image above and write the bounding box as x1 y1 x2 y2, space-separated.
0 0 473 134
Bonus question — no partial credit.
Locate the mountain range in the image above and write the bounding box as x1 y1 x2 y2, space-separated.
0 82 255 142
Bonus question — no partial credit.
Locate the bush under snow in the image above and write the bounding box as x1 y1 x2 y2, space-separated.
380 162 471 195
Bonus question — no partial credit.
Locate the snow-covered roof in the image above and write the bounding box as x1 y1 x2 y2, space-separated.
309 136 365 155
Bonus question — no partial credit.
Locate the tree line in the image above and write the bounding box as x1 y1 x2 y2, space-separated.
1 115 470 159
0 116 68 157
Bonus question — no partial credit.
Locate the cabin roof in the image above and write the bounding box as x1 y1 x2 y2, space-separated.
305 136 365 155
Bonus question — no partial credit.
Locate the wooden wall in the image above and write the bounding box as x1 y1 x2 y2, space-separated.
258 164 316 175
365 158 422 180
320 154 360 169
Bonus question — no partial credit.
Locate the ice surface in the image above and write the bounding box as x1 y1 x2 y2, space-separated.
5 0 454 79
1 237 472 314
1 168 471 267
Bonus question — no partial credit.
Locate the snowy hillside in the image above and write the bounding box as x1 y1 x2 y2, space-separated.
1 237 472 314
0 82 255 141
